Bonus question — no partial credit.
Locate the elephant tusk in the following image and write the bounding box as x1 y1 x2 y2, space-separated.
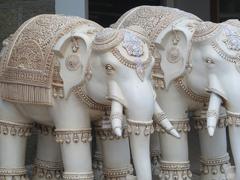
153 102 181 139
207 92 222 136
110 100 124 137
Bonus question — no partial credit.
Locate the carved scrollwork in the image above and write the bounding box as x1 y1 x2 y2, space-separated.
211 40 240 64
154 119 190 134
175 77 209 104
0 167 28 179
193 116 228 130
95 127 129 141
103 165 133 180
192 22 222 42
159 161 192 180
226 111 240 127
63 171 94 180
32 159 64 179
0 120 32 137
35 123 56 136
200 154 230 176
127 119 154 136
55 129 92 144
72 84 111 112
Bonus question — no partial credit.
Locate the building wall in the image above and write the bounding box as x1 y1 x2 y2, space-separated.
174 0 210 21
0 0 54 49
0 0 55 164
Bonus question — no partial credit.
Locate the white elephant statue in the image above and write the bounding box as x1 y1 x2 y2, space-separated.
112 5 240 180
0 14 179 180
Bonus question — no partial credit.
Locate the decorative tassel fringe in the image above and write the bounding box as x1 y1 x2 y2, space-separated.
0 83 52 105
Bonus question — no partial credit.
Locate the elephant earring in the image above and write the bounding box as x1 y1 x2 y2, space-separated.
65 37 82 71
166 30 183 64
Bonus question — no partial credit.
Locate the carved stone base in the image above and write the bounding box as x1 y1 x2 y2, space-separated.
159 161 192 180
103 166 134 180
0 167 29 180
199 154 230 180
32 159 64 180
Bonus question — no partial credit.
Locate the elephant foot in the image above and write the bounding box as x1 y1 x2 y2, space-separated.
103 165 134 180
92 152 104 180
0 167 29 180
199 153 230 180
224 165 236 180
151 150 161 180
126 175 137 180
159 161 192 180
32 158 64 180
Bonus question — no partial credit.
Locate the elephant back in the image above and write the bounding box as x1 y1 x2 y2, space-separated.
112 6 200 43
0 14 100 105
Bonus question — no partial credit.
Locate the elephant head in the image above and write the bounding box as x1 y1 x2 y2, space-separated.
54 25 179 179
155 19 240 179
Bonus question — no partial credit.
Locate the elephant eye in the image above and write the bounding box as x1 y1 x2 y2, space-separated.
105 64 115 74
205 57 215 64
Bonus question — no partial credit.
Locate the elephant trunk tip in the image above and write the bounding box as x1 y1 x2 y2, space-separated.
207 126 215 137
169 129 181 139
114 127 122 137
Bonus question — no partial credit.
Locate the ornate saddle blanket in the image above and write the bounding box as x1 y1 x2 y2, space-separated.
0 14 98 105
112 6 200 42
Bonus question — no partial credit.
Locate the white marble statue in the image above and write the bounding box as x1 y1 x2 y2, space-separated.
0 14 179 180
112 5 240 180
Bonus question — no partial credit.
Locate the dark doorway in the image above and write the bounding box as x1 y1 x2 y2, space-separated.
211 0 240 22
89 0 164 27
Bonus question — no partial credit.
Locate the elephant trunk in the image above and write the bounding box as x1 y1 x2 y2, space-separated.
205 59 240 179
206 92 222 136
129 127 152 180
108 79 155 179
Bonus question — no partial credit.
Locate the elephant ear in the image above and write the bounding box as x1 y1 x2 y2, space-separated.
52 27 98 96
154 25 193 89
53 29 93 58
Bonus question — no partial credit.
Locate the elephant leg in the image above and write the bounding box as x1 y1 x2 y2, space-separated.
156 88 191 180
0 101 33 180
150 130 161 180
0 121 32 180
32 124 63 180
95 121 134 180
92 127 104 180
157 118 191 180
51 95 93 180
193 108 230 180
227 112 240 180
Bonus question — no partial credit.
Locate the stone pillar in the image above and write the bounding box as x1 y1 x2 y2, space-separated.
55 0 88 18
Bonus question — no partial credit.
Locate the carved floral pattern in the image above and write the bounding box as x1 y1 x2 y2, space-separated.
0 14 100 105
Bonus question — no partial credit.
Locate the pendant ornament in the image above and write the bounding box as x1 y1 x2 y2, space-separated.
65 54 81 71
